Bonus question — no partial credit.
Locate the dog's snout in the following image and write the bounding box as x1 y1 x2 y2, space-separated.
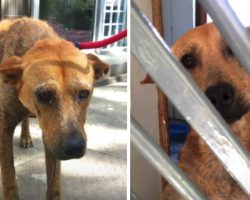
205 82 235 107
61 133 86 159
205 82 249 123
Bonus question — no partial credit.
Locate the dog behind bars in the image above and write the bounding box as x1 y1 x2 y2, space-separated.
162 23 250 200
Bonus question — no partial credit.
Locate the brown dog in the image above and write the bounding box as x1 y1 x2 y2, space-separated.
162 23 250 199
0 17 108 200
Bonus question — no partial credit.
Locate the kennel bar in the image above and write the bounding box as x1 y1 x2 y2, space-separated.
131 0 250 197
131 117 208 200
131 189 142 200
198 0 250 75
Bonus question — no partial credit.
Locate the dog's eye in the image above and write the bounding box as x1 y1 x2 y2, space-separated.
225 46 234 57
181 54 197 69
77 90 90 102
36 90 55 105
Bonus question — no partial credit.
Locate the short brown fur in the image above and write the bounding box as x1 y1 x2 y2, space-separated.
0 17 108 200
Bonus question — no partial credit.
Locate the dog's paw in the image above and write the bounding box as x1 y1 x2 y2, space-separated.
19 136 33 148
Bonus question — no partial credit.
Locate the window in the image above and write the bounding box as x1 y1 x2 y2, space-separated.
103 0 127 47
39 0 95 43
94 0 127 52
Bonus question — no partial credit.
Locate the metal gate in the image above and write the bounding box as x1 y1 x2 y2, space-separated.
131 0 250 199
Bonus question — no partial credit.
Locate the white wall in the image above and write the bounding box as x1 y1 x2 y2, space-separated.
162 0 195 46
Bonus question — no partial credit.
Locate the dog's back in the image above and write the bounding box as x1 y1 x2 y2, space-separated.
0 17 59 62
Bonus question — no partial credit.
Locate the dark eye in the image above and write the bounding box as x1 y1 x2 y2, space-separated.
225 46 234 57
36 90 55 105
77 90 90 102
181 54 197 69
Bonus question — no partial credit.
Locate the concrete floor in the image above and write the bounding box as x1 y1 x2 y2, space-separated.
0 81 127 200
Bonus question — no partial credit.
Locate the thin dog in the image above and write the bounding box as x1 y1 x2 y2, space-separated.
0 17 108 200
162 23 250 200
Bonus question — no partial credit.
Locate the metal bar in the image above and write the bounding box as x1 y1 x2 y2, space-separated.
131 0 250 196
198 0 250 74
31 0 40 18
131 117 208 200
131 189 142 200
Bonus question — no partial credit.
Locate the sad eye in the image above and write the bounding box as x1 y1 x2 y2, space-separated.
181 54 197 69
77 90 90 102
36 90 56 105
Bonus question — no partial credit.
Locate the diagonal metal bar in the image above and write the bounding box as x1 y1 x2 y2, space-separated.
131 117 208 200
198 0 250 75
131 0 250 196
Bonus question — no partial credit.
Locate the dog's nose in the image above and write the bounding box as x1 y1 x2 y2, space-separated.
205 82 249 123
205 82 235 108
62 134 86 159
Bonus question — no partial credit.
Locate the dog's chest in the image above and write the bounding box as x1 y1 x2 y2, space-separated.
179 132 248 199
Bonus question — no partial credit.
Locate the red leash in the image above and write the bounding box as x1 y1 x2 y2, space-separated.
75 29 127 49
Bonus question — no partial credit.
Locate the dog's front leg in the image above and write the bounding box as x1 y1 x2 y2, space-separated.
0 126 19 200
45 149 61 200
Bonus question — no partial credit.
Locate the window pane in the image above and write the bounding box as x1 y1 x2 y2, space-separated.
112 12 118 23
119 12 124 23
111 25 117 35
105 12 111 23
104 25 110 36
39 0 95 43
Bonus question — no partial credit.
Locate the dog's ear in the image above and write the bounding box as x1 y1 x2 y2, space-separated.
0 56 23 84
141 74 155 84
87 53 109 80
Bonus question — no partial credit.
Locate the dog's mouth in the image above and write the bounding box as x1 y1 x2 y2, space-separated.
205 82 249 124
55 149 86 161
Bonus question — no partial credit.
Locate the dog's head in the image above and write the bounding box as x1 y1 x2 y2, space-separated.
173 23 250 125
0 39 109 160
